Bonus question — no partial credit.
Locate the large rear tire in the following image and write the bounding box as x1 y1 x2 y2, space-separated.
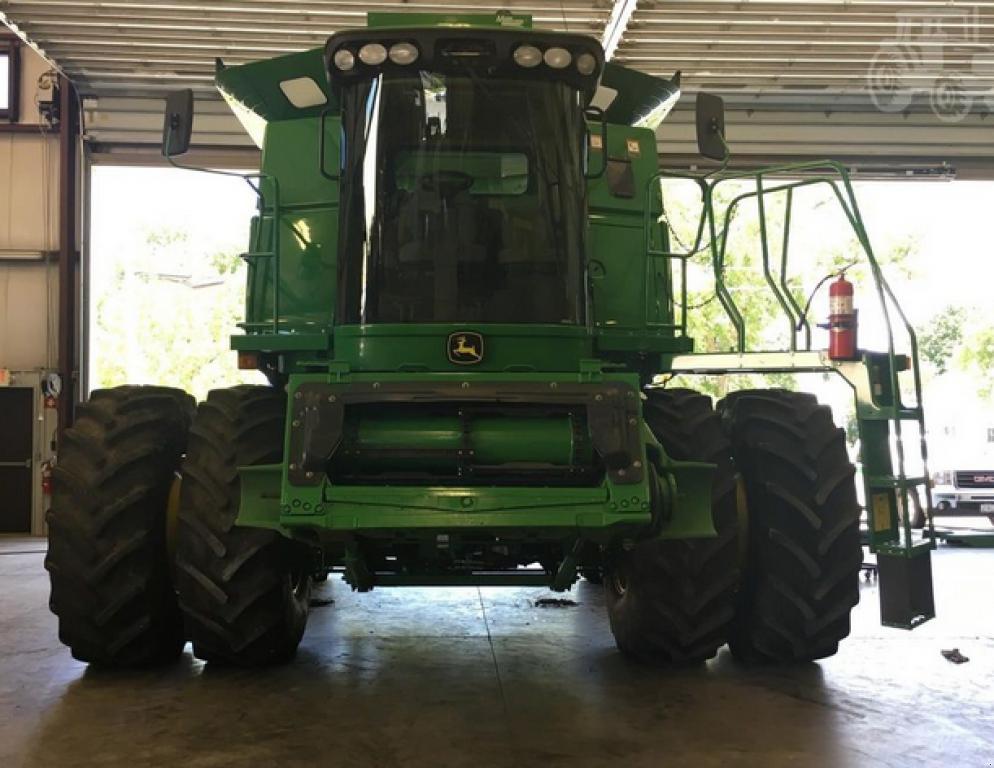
605 388 740 665
176 385 311 666
46 386 195 666
719 390 862 663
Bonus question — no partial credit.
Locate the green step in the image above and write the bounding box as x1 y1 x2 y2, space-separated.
859 408 923 421
865 475 928 489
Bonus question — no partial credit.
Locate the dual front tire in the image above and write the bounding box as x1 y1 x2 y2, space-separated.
46 385 310 668
606 388 862 665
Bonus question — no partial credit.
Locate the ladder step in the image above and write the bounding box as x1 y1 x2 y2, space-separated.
865 475 928 489
237 322 275 330
860 408 923 421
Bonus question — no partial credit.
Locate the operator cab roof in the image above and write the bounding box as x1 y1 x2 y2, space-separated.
214 12 680 148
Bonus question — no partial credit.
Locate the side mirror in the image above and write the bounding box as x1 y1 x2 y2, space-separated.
162 90 194 157
695 92 727 162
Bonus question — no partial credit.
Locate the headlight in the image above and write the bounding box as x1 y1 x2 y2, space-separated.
931 470 953 486
333 49 356 71
544 47 572 69
576 52 597 75
513 45 542 68
359 43 388 66
389 43 419 65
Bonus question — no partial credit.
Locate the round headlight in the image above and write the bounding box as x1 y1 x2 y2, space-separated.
576 52 597 76
389 43 419 65
544 47 572 69
513 45 542 68
333 49 356 71
359 43 388 66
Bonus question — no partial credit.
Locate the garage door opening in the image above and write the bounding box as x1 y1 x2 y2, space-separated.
88 165 263 401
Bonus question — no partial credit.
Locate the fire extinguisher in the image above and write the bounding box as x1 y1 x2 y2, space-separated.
827 274 858 360
41 459 54 497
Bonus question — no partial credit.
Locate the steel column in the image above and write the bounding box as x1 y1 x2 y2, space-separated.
57 75 79 442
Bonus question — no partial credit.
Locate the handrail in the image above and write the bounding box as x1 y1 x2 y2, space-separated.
651 157 932 551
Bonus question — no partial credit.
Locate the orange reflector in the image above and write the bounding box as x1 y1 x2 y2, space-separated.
238 352 259 370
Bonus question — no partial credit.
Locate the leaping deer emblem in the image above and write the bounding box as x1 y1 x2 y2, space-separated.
448 333 484 364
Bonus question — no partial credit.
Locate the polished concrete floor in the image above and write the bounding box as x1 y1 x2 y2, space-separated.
2 535 992 768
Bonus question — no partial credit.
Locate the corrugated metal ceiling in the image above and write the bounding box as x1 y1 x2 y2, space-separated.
3 1 993 166
2 1 608 96
5 1 992 102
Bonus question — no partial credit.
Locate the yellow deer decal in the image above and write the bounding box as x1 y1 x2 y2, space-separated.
453 336 481 360
448 332 484 364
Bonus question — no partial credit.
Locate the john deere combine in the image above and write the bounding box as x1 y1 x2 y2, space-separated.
47 12 936 667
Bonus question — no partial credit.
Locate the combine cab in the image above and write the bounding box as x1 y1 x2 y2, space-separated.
47 12 936 668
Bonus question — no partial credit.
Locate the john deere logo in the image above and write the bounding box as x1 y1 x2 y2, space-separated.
447 332 484 365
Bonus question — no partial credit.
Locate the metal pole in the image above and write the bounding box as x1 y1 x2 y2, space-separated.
57 75 79 444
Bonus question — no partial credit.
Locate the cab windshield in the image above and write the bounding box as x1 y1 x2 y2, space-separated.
337 70 587 325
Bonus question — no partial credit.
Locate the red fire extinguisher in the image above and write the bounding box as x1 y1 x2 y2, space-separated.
827 274 858 360
41 460 54 497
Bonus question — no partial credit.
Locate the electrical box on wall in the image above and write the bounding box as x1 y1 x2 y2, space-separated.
36 71 60 125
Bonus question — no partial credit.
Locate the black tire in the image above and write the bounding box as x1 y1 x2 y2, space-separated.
46 386 195 666
605 388 739 665
719 390 862 663
176 385 311 666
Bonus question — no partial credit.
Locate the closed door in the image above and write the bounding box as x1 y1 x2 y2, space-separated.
0 388 33 533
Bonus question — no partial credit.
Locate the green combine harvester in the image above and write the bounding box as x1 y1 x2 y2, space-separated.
47 12 937 668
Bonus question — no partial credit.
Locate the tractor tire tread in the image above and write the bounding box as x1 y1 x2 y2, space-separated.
175 385 310 667
719 389 861 663
606 388 740 665
45 385 193 666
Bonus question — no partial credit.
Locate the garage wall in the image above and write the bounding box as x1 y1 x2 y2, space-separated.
0 41 59 371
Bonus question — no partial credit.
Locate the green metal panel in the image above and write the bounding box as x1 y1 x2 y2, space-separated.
237 370 719 550
599 65 681 131
587 123 679 357
216 49 337 145
353 415 579 470
333 324 594 373
589 224 648 331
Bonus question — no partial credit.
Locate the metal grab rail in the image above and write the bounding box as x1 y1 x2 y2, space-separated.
239 175 283 335
646 159 933 555
641 173 709 335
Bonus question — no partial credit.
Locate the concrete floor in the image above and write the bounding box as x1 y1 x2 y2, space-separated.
1 535 992 768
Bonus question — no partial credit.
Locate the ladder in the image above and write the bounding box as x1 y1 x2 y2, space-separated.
655 160 936 629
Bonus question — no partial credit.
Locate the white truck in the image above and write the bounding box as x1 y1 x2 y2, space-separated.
931 466 994 524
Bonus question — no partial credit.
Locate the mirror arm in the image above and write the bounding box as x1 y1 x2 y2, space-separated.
584 106 608 181
163 124 267 201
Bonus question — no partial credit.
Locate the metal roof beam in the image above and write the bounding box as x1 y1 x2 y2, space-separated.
601 0 638 61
